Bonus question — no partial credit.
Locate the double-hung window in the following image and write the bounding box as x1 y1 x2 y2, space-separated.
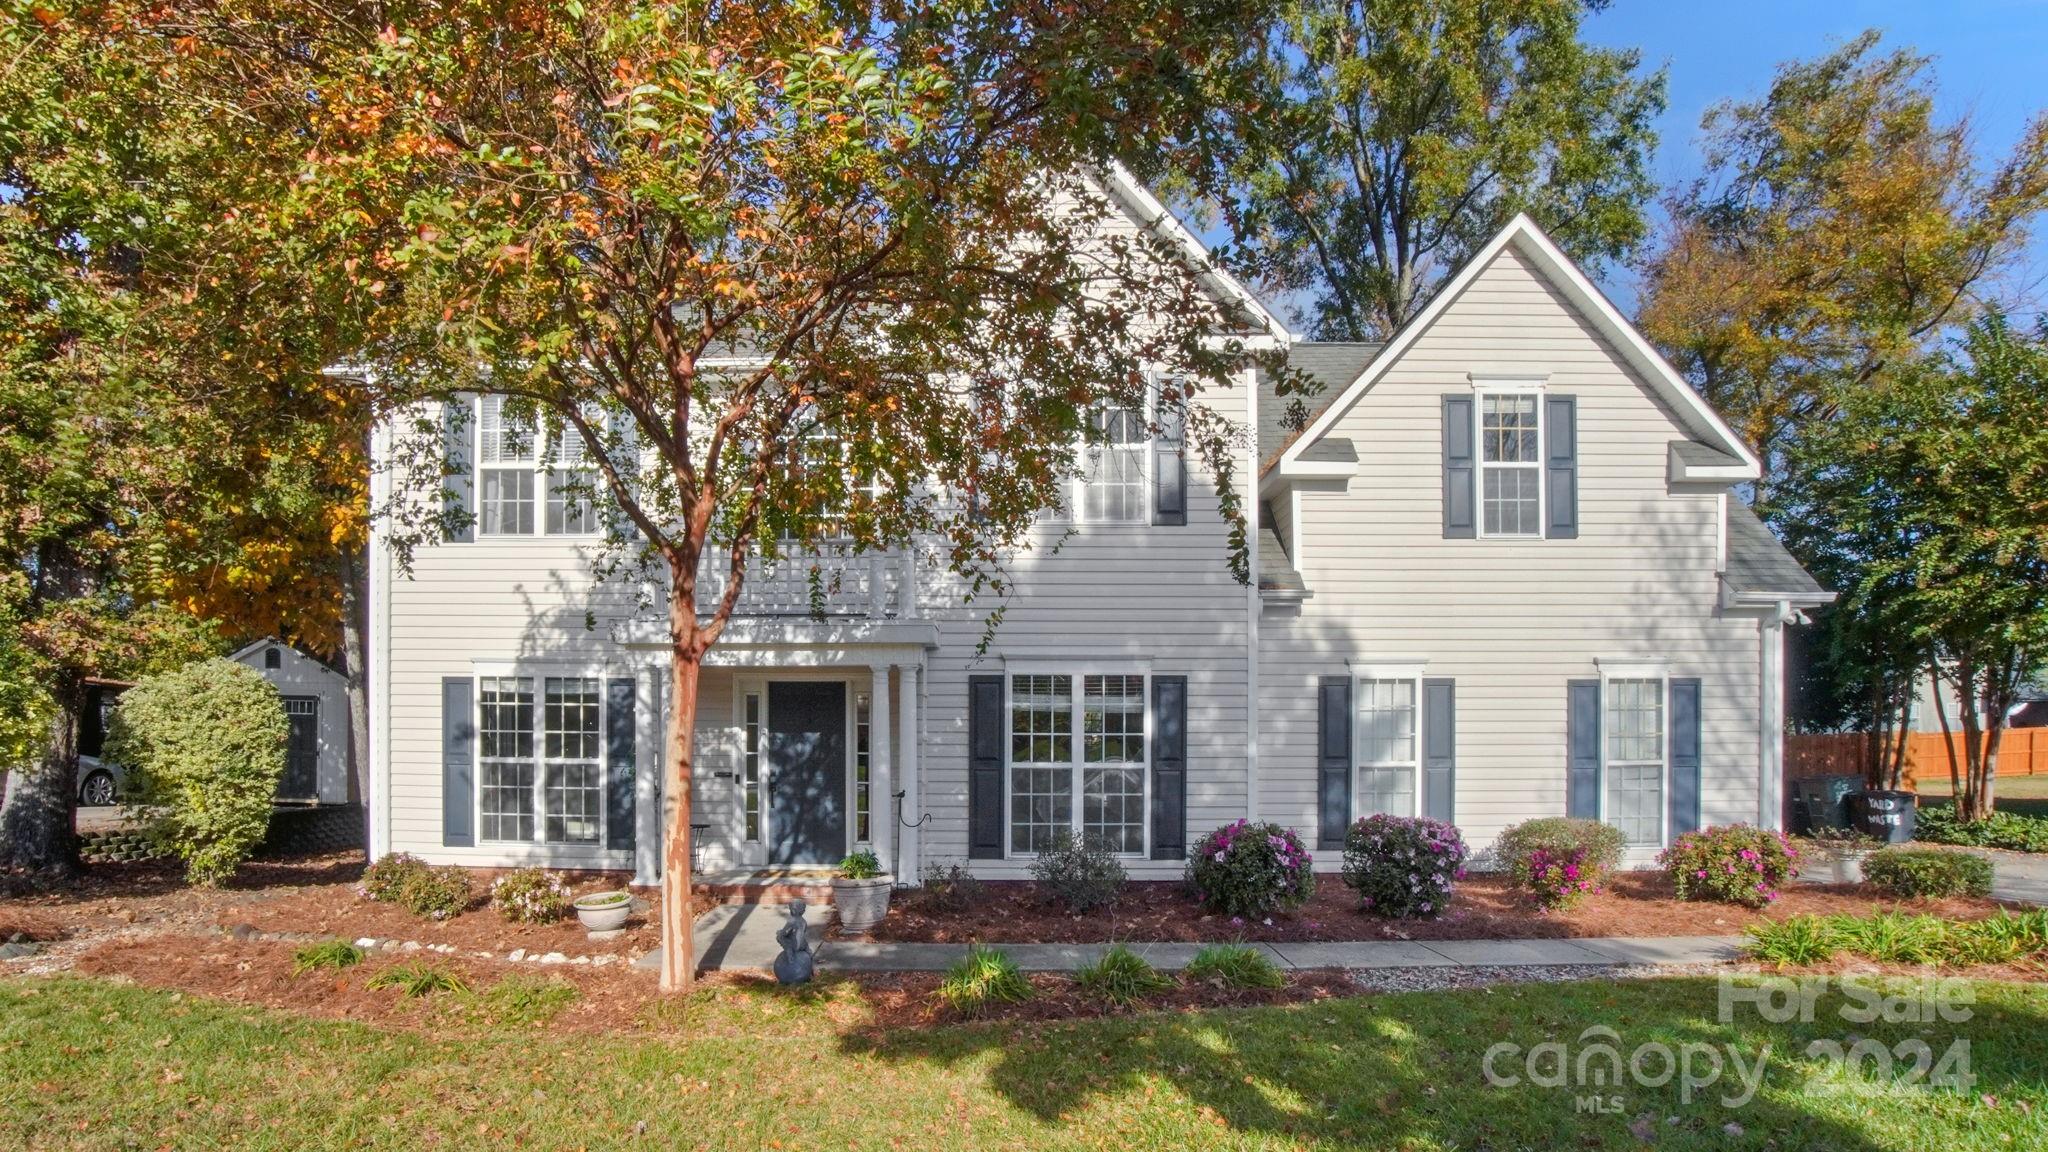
1604 677 1665 846
475 394 601 537
1355 677 1419 818
1478 389 1542 537
1007 671 1146 855
546 418 600 535
1077 406 1148 523
476 673 604 846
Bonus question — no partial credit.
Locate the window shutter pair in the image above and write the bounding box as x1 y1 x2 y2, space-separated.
1564 677 1701 835
1440 394 1578 539
439 674 637 852
963 672 1191 860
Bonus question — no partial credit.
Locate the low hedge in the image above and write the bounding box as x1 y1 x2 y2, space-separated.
1915 804 2048 853
1861 847 1994 900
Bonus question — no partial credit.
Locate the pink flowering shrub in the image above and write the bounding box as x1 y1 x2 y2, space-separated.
1659 824 1798 908
1185 821 1316 920
1523 846 1597 911
1341 815 1469 919
1498 817 1624 912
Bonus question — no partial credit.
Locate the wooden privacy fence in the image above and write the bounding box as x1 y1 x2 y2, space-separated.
1786 728 2048 786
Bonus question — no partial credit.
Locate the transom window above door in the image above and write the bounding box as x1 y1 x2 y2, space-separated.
1007 671 1147 856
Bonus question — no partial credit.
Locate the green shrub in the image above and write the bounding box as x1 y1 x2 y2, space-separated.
397 865 472 920
490 868 570 923
1862 847 1994 900
290 940 366 976
472 976 579 1027
1659 824 1797 908
1497 817 1624 911
914 860 985 914
1915 805 2048 853
837 850 883 880
366 962 469 998
1029 831 1126 914
1341 815 1468 919
1074 944 1173 1008
361 853 429 903
936 945 1031 1017
1838 912 1952 965
1185 820 1316 921
1184 944 1286 990
104 658 287 887
1743 916 1842 965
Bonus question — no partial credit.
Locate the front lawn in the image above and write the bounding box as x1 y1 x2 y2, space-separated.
5 974 2046 1150
1916 775 2048 820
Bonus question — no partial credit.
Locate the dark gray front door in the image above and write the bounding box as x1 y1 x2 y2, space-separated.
281 696 319 800
767 681 847 866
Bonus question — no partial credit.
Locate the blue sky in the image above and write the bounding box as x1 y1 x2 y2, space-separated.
1583 0 2048 315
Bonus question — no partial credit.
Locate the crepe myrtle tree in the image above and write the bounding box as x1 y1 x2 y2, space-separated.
151 0 1285 989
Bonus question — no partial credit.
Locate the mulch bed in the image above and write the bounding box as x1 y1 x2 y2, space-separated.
229 882 664 958
69 934 1357 1034
860 873 2018 945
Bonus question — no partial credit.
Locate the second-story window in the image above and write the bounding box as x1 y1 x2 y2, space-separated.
1479 392 1542 537
479 395 537 536
546 421 599 535
1077 405 1147 523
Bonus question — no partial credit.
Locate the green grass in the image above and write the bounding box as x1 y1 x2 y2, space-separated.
1073 945 1173 1007
1184 943 1287 990
1915 775 2048 820
5 974 2048 1149
466 975 579 1028
290 940 366 977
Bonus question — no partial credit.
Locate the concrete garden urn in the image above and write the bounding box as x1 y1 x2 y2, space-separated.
573 890 632 932
831 876 893 934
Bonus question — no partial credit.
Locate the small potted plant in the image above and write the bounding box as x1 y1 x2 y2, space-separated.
832 850 892 934
1797 828 1880 885
572 889 632 933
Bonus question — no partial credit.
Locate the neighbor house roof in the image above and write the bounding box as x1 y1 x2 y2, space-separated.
1724 504 1832 604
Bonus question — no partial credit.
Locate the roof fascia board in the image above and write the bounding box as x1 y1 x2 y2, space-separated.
1101 162 1293 343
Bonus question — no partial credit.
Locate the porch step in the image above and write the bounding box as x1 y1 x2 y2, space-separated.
690 869 837 906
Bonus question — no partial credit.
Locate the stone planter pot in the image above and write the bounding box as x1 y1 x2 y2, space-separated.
831 876 893 934
573 891 632 933
1801 850 1871 885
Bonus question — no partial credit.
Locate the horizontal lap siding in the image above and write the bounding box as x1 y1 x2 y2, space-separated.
1262 248 1760 861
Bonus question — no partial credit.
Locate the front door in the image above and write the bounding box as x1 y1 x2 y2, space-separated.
767 681 847 866
280 697 319 800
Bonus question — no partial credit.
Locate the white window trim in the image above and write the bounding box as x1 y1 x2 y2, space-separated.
1350 663 1426 821
472 394 603 538
1595 659 1672 848
1048 377 1159 527
1470 377 1547 540
1002 668 1152 859
729 674 863 861
471 665 610 849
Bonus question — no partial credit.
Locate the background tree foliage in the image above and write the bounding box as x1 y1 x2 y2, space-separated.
1639 30 2048 488
1221 0 1665 339
1778 313 2048 818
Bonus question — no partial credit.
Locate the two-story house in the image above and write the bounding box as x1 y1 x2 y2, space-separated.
362 193 1829 888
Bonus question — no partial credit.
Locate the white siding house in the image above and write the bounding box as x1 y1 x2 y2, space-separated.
365 206 1829 886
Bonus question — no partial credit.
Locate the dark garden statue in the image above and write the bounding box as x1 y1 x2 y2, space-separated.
773 900 814 986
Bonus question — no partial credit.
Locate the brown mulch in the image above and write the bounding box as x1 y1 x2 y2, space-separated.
862 873 2019 945
69 934 1355 1034
229 881 663 958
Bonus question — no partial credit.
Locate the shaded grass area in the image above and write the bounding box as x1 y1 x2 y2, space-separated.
1916 775 2048 819
5 976 2048 1149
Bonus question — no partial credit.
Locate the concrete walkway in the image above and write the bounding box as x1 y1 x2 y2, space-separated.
634 905 1744 974
1984 850 2048 905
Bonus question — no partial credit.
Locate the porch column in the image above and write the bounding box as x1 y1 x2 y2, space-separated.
869 662 895 874
899 664 921 882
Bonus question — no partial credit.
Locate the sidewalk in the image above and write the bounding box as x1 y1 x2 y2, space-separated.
634 904 1744 973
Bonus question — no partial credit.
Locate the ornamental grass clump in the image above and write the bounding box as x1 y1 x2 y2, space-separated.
1497 817 1625 912
490 868 572 924
1340 814 1468 919
1074 944 1173 1008
1184 944 1286 990
936 945 1032 1017
1660 824 1797 908
1185 820 1315 921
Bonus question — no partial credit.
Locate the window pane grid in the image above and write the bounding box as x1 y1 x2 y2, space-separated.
1080 407 1146 523
1479 393 1541 536
479 677 535 843
1605 678 1665 847
1009 674 1072 765
1355 677 1417 819
854 691 872 844
1081 675 1144 852
480 468 535 536
542 677 600 844
743 693 762 842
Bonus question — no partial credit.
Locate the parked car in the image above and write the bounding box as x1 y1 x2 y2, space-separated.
77 753 127 808
76 679 131 808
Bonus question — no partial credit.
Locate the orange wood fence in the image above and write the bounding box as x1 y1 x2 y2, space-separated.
1786 728 2048 786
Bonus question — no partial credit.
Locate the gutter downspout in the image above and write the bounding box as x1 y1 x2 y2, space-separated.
366 413 392 860
1245 364 1261 823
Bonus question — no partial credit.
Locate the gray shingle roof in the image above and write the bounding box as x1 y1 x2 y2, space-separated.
1671 440 1745 471
1256 342 1383 467
1257 509 1305 593
1725 503 1830 600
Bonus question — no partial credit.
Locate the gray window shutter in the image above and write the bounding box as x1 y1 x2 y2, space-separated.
442 677 475 847
1669 678 1702 837
606 677 637 852
1545 395 1578 539
1566 679 1601 820
1442 395 1476 538
1317 676 1352 849
1422 678 1456 823
1149 675 1188 860
968 674 1004 859
1152 401 1187 526
442 394 475 543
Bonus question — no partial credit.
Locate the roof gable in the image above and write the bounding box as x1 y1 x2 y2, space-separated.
1275 215 1760 478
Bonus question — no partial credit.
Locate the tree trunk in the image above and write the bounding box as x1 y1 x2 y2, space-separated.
658 582 700 993
0 682 81 874
339 546 372 858
1955 655 1991 822
1931 662 1964 807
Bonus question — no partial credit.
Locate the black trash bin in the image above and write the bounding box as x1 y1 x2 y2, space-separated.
1848 790 1917 844
1790 774 1861 833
